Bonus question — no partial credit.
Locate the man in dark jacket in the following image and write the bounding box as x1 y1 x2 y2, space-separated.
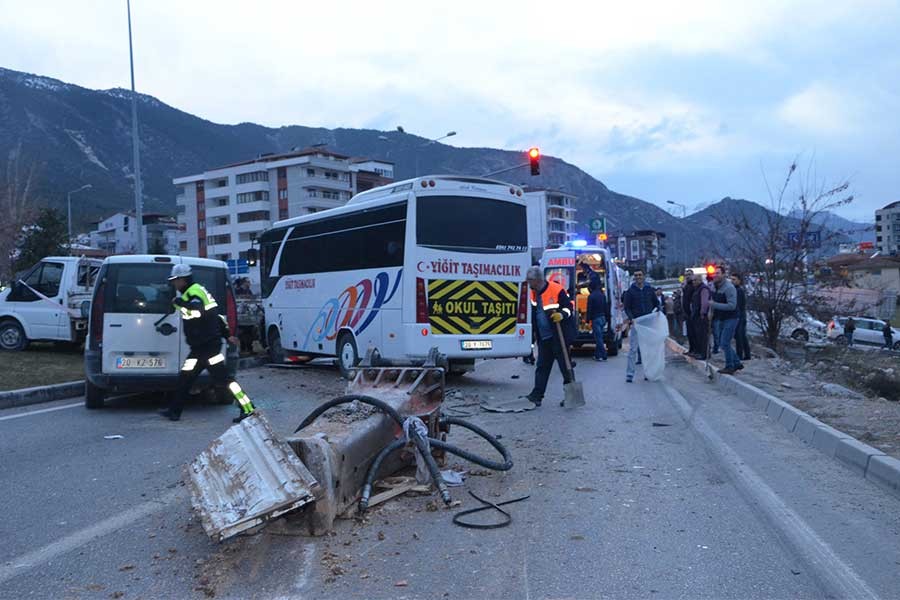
691 274 712 359
587 280 610 361
160 264 255 422
682 272 696 354
710 266 742 374
732 273 751 360
623 270 659 382
883 321 894 349
524 266 576 406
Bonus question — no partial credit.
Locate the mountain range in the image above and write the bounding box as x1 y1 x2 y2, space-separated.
0 66 871 263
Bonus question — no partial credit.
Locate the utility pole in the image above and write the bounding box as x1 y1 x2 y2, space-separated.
667 200 688 270
67 184 92 252
127 0 145 253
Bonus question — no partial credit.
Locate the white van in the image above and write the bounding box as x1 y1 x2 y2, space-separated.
84 255 238 408
0 257 101 350
540 242 628 356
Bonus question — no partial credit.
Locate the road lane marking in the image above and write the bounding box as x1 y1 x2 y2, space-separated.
0 402 82 422
0 488 183 585
663 383 879 600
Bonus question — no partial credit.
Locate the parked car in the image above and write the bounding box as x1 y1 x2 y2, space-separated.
827 316 900 350
747 309 826 342
84 255 239 408
0 257 101 351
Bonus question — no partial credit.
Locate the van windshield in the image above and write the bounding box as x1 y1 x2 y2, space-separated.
105 264 225 314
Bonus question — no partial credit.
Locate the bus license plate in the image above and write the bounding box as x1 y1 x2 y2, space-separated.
461 340 492 351
116 357 166 369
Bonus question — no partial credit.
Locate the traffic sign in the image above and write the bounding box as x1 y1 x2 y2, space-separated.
589 217 606 234
786 231 821 249
226 259 249 275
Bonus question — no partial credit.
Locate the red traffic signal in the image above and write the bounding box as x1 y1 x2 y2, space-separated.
705 264 716 275
528 147 540 176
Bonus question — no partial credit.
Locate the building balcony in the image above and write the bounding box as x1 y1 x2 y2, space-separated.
299 176 353 190
233 180 269 193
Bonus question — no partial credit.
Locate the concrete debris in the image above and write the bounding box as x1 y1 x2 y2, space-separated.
821 383 865 399
481 397 537 413
103 435 124 440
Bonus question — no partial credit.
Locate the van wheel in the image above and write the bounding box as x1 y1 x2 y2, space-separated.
606 340 619 357
336 333 359 379
0 320 28 351
834 334 848 346
208 387 232 405
790 329 809 342
267 328 285 364
893 341 900 351
85 381 106 409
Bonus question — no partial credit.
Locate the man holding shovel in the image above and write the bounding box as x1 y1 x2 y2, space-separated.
523 266 577 407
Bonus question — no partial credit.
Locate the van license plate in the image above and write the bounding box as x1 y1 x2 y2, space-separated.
461 340 492 350
116 357 166 369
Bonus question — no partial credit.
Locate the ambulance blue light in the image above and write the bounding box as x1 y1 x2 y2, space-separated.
567 240 588 248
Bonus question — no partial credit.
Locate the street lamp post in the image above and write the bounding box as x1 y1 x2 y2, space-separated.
667 200 688 270
67 184 93 252
126 0 145 254
397 127 457 177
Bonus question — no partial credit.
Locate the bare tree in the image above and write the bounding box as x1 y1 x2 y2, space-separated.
714 159 853 349
0 143 40 283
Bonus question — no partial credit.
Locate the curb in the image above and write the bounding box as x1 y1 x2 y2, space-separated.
0 381 86 410
666 337 900 499
0 355 271 411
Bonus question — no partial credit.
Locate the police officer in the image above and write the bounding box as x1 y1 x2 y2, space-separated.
523 266 576 407
159 264 255 422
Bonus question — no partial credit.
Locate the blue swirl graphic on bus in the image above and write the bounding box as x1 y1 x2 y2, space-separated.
304 270 403 347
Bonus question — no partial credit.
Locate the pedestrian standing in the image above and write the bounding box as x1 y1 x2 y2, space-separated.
844 317 856 347
710 267 742 374
664 292 676 337
673 288 685 341
160 264 255 422
587 280 609 361
883 321 894 349
623 270 659 383
682 272 697 354
691 273 711 359
523 266 576 407
732 273 751 361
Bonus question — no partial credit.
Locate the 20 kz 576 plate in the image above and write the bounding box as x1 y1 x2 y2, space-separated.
116 357 166 369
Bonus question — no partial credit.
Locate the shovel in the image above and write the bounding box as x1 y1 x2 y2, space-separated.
555 321 585 408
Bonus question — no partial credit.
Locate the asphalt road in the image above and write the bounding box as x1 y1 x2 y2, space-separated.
1 348 898 599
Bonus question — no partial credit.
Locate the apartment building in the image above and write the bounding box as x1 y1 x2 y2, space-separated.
523 188 578 261
607 230 667 272
875 201 900 256
173 148 394 263
89 212 179 255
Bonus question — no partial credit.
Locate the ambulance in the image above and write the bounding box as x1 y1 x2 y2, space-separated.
540 241 628 356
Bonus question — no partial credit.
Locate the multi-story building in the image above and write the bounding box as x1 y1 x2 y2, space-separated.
89 212 179 255
607 230 667 273
351 159 395 193
523 188 578 261
173 148 393 263
875 201 900 256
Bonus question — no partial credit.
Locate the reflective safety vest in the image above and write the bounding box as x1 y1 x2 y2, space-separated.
530 280 572 318
175 282 224 347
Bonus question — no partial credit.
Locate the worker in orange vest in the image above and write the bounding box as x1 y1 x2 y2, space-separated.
523 266 576 407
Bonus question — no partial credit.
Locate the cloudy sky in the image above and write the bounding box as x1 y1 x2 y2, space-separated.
2 0 898 221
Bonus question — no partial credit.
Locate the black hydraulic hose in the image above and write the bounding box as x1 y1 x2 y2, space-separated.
293 394 403 433
358 438 406 512
411 428 452 506
437 416 514 471
429 438 513 472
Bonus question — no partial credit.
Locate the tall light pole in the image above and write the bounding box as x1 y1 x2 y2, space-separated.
67 184 93 251
127 0 145 253
397 127 457 177
667 200 688 269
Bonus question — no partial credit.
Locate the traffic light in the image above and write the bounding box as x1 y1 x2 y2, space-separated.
528 147 540 176
705 264 716 281
598 233 608 242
